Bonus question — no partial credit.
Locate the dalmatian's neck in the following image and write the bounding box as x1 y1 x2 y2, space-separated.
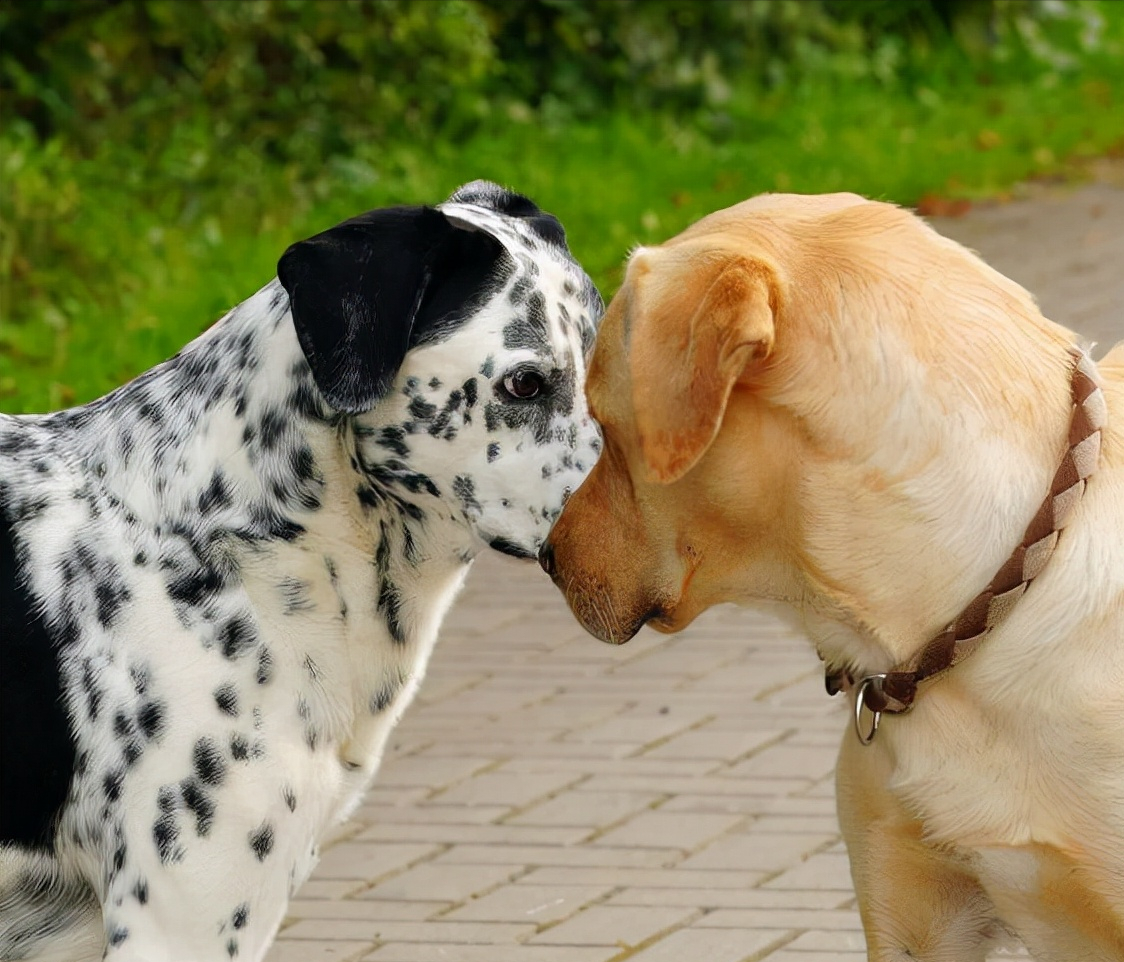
37 281 478 771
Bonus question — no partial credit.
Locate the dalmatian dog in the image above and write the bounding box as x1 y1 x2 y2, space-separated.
0 181 602 961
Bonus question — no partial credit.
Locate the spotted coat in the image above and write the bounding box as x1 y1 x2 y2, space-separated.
0 181 602 962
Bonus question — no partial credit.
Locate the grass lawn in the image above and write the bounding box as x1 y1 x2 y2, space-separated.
3 34 1124 413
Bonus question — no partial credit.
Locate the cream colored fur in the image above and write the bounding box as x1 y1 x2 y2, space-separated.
545 192 1124 961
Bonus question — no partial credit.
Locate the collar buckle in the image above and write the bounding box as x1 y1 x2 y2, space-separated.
853 674 915 745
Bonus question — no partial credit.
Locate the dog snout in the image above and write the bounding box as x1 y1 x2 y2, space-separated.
538 540 557 577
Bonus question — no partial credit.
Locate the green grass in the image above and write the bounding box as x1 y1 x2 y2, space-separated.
3 44 1124 413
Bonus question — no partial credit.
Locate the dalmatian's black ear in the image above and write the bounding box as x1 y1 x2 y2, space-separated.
277 206 505 413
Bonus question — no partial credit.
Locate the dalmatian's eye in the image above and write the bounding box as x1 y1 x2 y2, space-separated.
500 368 546 401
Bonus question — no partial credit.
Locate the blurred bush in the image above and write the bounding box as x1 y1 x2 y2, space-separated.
1 0 1112 172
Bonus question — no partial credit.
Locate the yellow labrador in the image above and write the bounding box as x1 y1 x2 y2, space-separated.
541 193 1124 961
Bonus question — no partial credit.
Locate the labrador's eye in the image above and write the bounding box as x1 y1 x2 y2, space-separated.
501 369 545 400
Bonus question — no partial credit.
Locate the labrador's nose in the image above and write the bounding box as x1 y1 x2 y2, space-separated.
538 540 556 577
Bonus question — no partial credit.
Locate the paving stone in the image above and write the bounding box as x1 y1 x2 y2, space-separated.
621 925 793 961
696 909 863 930
432 843 675 869
354 862 525 904
373 756 496 790
591 811 745 851
286 899 446 921
529 904 697 947
441 882 616 924
604 888 851 911
428 770 580 807
362 945 614 962
355 821 588 847
266 940 373 962
313 843 445 882
762 852 856 892
781 928 868 952
681 832 837 873
506 789 666 828
280 919 534 943
722 744 839 782
640 727 785 762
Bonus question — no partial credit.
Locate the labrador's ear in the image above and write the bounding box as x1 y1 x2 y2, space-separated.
277 206 505 413
629 252 776 484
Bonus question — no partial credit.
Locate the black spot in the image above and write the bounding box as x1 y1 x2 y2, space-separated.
408 396 436 421
220 617 257 660
108 925 129 947
256 646 273 685
356 484 380 511
114 711 133 740
487 442 500 463
153 811 181 864
180 776 215 836
81 658 103 721
227 937 239 958
193 738 226 786
258 408 286 450
509 276 532 304
402 523 419 565
232 903 249 930
245 507 304 542
376 426 410 458
293 445 317 481
428 376 441 389
102 768 124 804
198 472 233 514
214 684 239 716
111 838 127 877
230 734 250 761
503 291 550 351
129 664 149 694
287 376 330 422
137 699 166 740
369 679 400 713
304 655 321 681
133 877 148 904
278 577 313 615
169 567 225 608
378 578 406 645
453 475 481 515
123 739 144 767
490 537 536 560
283 785 297 812
133 551 147 566
462 378 478 407
479 355 495 377
427 389 465 438
248 822 274 861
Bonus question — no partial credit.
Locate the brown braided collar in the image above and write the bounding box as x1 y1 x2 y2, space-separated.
827 345 1107 744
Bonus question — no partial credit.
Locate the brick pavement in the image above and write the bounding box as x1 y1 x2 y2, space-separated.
267 176 1122 962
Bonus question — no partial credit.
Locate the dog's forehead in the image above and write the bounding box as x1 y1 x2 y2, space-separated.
440 201 600 317
434 212 596 362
